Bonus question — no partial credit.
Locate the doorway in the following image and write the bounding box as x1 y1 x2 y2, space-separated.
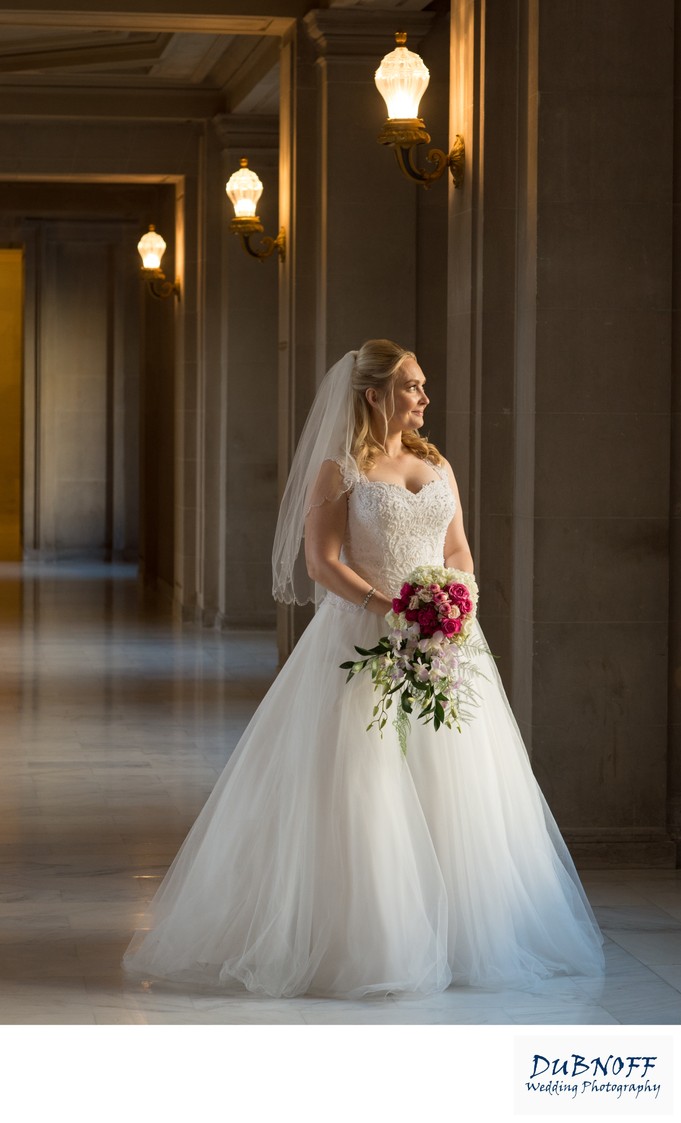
24 218 140 560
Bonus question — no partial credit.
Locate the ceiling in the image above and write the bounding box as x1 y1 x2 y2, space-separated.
0 1 434 119
0 25 281 115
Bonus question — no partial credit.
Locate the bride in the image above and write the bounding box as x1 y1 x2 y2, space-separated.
123 339 604 998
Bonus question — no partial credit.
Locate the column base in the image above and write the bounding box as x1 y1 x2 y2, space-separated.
564 828 677 869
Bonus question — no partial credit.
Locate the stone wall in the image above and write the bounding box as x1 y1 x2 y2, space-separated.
449 0 678 865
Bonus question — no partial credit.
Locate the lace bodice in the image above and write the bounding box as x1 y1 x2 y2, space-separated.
324 468 456 611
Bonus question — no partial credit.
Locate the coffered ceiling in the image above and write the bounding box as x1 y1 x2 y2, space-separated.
0 1 433 118
0 25 282 115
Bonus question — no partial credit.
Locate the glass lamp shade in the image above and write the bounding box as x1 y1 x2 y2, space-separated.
226 157 264 219
137 225 166 271
137 225 166 270
375 32 430 120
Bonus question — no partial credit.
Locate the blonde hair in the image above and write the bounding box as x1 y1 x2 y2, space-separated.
351 339 444 473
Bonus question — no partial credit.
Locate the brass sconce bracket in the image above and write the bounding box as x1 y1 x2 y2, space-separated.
142 269 181 300
379 123 465 190
230 216 286 263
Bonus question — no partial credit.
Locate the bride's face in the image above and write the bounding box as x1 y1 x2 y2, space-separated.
388 358 430 433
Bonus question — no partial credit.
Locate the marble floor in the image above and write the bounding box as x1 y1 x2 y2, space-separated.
2 560 681 1028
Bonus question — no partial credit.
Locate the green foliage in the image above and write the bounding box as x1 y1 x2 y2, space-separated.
341 565 489 759
340 611 490 754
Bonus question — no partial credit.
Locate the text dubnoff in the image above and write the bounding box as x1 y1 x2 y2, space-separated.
514 1037 673 1115
528 1053 659 1101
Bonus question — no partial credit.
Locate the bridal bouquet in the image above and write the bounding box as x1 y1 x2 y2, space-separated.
341 566 488 755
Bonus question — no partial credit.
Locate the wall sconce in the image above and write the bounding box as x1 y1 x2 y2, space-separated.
137 226 181 300
375 31 465 190
226 158 286 263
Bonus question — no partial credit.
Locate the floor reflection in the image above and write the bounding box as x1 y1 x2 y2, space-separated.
1 560 680 1025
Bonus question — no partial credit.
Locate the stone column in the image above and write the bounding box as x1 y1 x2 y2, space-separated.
214 114 280 628
277 24 320 658
173 161 195 620
138 184 176 596
449 0 676 866
530 0 674 866
667 0 681 862
303 8 433 368
414 4 451 455
276 7 436 661
448 0 523 686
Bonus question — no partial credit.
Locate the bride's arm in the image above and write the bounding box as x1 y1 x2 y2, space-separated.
304 461 392 615
442 460 475 574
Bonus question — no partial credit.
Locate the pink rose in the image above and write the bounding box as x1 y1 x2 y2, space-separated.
440 618 457 636
400 582 415 598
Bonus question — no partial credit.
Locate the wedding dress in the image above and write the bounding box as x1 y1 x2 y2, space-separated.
123 465 604 998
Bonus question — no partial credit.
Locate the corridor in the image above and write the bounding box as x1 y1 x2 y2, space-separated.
1 561 681 1026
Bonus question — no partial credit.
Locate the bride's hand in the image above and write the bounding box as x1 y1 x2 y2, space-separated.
364 590 392 616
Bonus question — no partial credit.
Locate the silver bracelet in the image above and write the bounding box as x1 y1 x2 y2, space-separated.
360 586 376 610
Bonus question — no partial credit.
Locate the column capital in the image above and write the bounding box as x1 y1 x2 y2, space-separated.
303 8 434 60
212 113 279 154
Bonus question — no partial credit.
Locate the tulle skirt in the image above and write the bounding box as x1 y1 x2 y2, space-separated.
123 601 604 998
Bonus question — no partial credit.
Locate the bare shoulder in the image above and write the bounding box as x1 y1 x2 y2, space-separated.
439 456 458 485
438 457 463 501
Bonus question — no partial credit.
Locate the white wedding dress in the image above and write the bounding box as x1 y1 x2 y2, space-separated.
123 466 604 997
